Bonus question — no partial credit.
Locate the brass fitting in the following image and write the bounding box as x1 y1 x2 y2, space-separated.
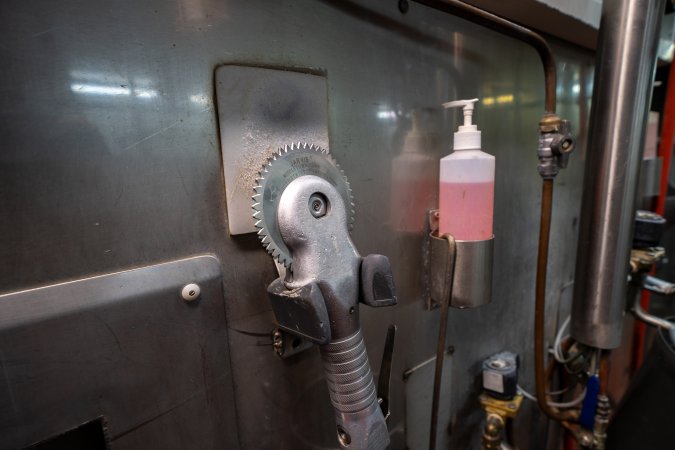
630 247 665 274
479 394 523 450
482 413 505 450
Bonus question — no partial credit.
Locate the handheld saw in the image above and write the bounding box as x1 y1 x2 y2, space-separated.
253 143 397 450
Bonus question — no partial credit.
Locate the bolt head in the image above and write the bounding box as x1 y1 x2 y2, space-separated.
181 283 201 301
308 193 327 218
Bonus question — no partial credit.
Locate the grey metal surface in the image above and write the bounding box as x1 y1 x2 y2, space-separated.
0 0 593 449
0 255 237 450
638 157 663 200
452 238 494 308
571 0 665 349
216 66 331 235
428 216 493 309
404 349 453 450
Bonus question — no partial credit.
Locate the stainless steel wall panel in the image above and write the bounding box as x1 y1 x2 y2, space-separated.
0 255 238 449
0 1 593 448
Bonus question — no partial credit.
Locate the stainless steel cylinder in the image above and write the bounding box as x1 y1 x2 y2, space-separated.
571 0 665 349
453 238 494 308
430 234 494 308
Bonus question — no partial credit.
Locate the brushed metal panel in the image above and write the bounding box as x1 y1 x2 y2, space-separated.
0 0 594 448
215 65 330 235
404 353 452 450
0 255 237 449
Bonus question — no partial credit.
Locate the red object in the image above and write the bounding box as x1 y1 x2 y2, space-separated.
632 61 675 374
656 62 675 217
564 431 576 450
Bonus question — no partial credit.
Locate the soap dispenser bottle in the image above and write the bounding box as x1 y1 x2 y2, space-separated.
439 98 495 240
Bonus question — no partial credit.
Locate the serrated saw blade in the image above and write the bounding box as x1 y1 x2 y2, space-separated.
252 143 354 268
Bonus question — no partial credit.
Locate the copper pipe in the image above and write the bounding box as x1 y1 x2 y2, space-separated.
429 236 456 450
411 0 557 113
535 180 577 422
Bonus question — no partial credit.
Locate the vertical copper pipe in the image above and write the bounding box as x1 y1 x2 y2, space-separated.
535 180 577 421
429 237 455 450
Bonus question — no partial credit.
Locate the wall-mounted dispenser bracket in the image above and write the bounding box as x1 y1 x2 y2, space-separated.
425 210 494 310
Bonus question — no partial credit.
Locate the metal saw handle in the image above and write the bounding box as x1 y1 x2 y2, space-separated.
270 173 397 449
320 330 389 450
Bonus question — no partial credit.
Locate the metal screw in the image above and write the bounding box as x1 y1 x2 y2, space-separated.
181 283 201 301
273 329 284 357
309 193 327 218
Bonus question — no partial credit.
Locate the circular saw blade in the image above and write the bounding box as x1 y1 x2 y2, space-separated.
252 143 354 268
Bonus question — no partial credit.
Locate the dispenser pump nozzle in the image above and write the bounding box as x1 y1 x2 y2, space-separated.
443 98 479 128
442 98 481 150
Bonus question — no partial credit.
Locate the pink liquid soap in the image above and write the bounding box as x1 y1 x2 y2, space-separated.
439 181 494 240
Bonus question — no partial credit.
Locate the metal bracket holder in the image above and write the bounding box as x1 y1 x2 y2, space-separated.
426 210 494 310
426 209 495 450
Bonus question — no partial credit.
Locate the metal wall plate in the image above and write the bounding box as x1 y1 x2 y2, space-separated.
215 65 330 235
0 1 595 448
0 255 237 450
403 351 453 450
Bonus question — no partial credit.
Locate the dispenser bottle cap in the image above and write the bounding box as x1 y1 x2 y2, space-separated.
442 98 481 150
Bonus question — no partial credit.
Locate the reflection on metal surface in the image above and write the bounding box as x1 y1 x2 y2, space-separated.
69 71 158 99
0 255 237 449
482 94 513 106
0 0 593 448
404 347 452 450
377 110 398 120
571 0 666 349
70 83 132 96
427 210 494 309
215 65 330 236
390 108 441 233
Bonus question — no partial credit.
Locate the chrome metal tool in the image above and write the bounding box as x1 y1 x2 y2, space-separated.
253 143 396 450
